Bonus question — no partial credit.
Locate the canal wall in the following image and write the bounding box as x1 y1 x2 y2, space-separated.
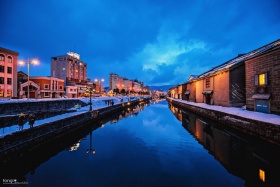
167 98 280 145
0 99 86 115
0 98 149 162
0 109 77 128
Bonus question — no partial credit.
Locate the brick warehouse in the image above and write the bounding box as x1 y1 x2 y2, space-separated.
245 40 280 114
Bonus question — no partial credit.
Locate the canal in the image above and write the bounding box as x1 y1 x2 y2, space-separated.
1 100 280 186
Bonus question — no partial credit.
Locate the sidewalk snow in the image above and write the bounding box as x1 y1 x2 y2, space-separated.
171 98 280 125
0 96 149 138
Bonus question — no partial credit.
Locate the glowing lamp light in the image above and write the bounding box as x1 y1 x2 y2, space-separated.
259 169 265 182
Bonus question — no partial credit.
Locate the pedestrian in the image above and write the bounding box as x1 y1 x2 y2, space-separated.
112 100 114 106
18 113 25 130
28 113 36 128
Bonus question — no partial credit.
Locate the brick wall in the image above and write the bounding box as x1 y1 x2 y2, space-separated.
245 48 280 114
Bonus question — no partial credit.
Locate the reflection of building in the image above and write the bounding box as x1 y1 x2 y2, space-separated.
0 47 19 98
17 74 65 99
68 140 81 151
170 103 280 186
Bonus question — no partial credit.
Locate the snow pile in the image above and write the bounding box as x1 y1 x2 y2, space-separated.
0 96 150 137
171 98 280 125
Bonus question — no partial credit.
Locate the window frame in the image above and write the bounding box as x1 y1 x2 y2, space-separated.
255 73 268 86
7 56 12 63
0 65 4 73
7 78 12 85
7 67 12 74
205 78 210 88
44 84 50 89
0 77 4 84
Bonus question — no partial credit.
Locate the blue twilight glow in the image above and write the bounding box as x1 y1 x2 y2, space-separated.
1 0 279 86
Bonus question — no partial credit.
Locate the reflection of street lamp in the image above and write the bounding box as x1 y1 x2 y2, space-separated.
18 58 39 99
86 131 96 154
94 78 104 95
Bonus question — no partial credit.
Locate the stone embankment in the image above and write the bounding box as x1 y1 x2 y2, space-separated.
167 98 280 145
0 99 86 115
0 98 150 162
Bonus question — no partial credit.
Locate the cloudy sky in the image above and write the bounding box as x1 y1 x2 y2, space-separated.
1 0 279 86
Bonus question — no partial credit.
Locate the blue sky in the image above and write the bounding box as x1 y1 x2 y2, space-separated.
1 0 279 86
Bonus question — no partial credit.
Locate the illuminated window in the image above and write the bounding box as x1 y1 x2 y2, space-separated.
259 74 265 85
255 73 268 86
7 90 12 97
259 169 265 182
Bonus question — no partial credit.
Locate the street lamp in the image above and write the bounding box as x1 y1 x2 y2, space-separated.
18 58 39 99
85 84 94 111
94 78 104 95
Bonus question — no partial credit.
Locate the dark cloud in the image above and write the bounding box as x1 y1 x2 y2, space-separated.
1 0 279 86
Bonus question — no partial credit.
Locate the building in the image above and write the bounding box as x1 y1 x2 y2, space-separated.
51 52 88 98
110 73 123 91
123 78 133 93
245 40 280 114
51 52 88 85
17 74 65 99
0 47 19 98
182 75 197 102
109 73 147 95
169 39 280 110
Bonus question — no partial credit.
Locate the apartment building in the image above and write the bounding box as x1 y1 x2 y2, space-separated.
51 52 88 98
51 52 87 85
0 47 19 98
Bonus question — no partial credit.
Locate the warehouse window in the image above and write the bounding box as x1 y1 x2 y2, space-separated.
255 73 268 86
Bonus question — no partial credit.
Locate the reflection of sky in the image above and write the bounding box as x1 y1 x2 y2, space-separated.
25 101 243 187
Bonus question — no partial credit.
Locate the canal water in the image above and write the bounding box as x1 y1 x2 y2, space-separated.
1 100 280 186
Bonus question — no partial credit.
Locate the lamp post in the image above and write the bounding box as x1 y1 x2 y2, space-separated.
19 58 39 99
85 84 94 111
94 78 104 95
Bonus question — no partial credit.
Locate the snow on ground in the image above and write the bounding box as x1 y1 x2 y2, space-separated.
170 98 280 125
0 96 149 138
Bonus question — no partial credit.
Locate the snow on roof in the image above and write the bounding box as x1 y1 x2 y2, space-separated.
199 39 280 78
171 98 280 125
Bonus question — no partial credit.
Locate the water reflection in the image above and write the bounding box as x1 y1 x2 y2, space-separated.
0 102 148 183
169 103 280 187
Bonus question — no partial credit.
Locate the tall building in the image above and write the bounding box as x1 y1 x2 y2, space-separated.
109 73 147 94
110 73 123 90
0 47 19 98
51 52 88 86
51 52 89 98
